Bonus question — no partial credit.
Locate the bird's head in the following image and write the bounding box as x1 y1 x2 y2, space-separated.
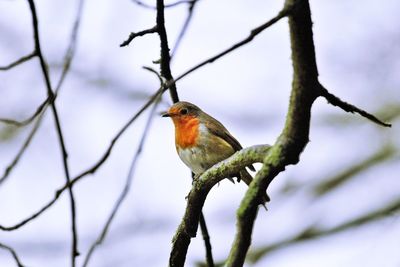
162 101 202 126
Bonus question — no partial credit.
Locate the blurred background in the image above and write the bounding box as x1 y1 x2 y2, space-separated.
0 0 399 266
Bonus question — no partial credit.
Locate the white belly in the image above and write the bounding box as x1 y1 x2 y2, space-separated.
177 146 208 174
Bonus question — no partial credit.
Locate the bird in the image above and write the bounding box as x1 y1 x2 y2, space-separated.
162 101 269 205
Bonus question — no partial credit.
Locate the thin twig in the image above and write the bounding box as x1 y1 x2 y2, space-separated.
0 242 25 267
168 4 291 87
27 0 80 265
156 0 179 102
120 26 158 47
199 212 214 267
0 0 84 187
0 86 163 231
248 196 400 263
319 84 391 127
0 51 36 71
0 97 49 127
0 112 44 186
131 0 195 9
82 96 161 267
170 0 199 58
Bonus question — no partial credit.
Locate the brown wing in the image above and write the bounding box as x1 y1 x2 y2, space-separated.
203 112 256 172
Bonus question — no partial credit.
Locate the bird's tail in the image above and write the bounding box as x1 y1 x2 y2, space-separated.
239 170 270 207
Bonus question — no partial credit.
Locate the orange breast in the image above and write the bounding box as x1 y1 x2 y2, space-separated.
173 116 199 149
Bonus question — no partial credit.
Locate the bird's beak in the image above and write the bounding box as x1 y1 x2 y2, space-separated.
161 111 170 117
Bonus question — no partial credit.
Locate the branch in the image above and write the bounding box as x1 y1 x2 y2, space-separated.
313 145 396 196
0 113 44 186
169 145 271 266
168 4 291 87
26 0 79 265
82 97 161 267
0 81 163 232
119 26 158 47
0 0 84 185
0 51 36 71
131 0 195 9
0 97 48 127
319 84 392 127
0 242 25 267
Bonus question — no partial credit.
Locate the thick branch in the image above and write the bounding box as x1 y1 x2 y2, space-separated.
169 145 271 266
226 0 320 265
319 84 391 127
170 0 199 58
120 26 158 47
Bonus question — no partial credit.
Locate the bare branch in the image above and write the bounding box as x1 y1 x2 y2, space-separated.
120 26 158 47
82 98 161 267
26 0 80 264
0 97 49 127
169 4 292 87
319 84 392 127
0 242 25 267
248 197 400 263
0 51 36 71
0 0 83 186
313 145 396 196
0 113 44 186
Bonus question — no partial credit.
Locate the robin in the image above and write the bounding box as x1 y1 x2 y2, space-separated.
162 101 269 205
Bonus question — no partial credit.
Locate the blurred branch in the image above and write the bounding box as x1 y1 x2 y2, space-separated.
319 84 392 127
131 0 195 9
26 0 84 265
224 0 393 264
0 97 49 127
0 113 44 186
169 145 271 266
313 145 396 196
119 26 158 47
0 51 36 70
82 96 161 267
170 0 200 58
0 0 84 187
0 77 164 231
0 242 25 267
248 197 400 263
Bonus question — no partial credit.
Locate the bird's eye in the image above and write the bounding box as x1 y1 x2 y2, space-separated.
180 108 188 115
